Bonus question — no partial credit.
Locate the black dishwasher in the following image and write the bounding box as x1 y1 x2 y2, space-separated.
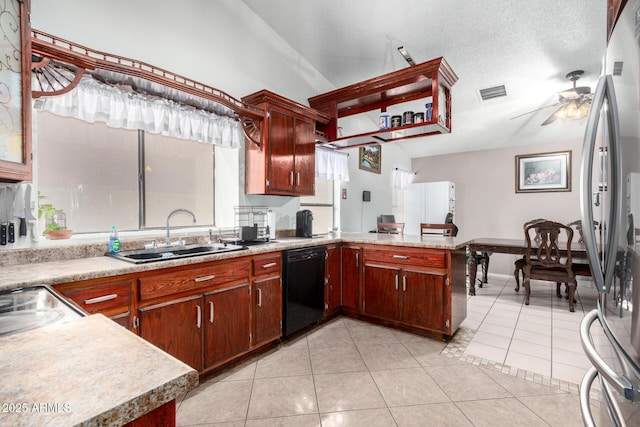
282 246 326 336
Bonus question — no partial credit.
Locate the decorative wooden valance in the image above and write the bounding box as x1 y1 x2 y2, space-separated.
30 29 263 146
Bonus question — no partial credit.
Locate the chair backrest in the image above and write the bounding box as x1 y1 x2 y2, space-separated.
420 223 454 236
378 214 396 224
377 222 404 234
524 220 573 270
567 219 599 244
523 218 548 243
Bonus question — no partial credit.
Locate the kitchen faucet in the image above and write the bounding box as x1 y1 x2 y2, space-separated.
166 208 196 246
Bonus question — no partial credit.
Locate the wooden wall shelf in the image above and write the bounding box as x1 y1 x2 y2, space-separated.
309 57 458 148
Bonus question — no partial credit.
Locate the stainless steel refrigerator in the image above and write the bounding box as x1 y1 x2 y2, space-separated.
579 0 640 424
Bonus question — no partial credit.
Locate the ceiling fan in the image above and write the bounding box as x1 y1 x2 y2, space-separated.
511 70 593 126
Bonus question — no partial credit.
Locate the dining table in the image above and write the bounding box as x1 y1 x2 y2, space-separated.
467 237 590 296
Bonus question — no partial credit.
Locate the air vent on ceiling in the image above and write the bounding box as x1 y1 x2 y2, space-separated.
613 61 623 76
479 84 507 101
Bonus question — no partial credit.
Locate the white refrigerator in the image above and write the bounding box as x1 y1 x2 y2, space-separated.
404 181 455 236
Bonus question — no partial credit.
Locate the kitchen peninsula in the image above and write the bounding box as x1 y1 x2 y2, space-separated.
0 232 467 425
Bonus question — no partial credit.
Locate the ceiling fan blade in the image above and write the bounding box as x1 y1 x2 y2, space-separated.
559 86 591 100
510 103 560 120
541 105 567 126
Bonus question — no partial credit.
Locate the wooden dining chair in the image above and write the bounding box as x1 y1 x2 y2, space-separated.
563 219 596 299
567 219 599 244
420 223 455 236
514 218 548 292
522 220 578 312
377 222 405 234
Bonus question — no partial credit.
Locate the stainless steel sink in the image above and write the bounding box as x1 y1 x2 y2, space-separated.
109 243 248 264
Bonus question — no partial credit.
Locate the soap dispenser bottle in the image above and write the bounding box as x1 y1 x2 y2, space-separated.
108 225 120 254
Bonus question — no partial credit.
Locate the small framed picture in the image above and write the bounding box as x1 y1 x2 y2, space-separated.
515 150 571 193
359 145 381 174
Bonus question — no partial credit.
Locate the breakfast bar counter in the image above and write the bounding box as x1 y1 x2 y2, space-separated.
0 314 198 426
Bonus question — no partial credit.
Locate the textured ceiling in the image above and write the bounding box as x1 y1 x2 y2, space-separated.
241 0 606 158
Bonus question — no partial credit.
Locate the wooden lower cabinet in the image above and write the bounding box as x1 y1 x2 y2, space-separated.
139 295 203 371
325 245 341 315
401 269 447 331
341 245 361 312
363 264 400 319
138 282 251 372
252 275 282 346
362 246 454 336
204 283 251 368
54 278 134 330
364 265 448 333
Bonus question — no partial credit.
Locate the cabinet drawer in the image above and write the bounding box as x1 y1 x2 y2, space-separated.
364 248 446 268
139 260 250 300
61 280 132 314
252 254 281 276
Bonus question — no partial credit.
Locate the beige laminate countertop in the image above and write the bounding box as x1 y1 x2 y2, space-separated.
0 232 467 426
0 314 198 427
0 232 469 293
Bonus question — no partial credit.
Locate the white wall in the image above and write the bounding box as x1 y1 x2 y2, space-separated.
412 138 584 274
31 0 337 232
340 143 412 232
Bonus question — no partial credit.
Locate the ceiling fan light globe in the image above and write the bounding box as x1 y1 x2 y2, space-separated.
554 108 568 120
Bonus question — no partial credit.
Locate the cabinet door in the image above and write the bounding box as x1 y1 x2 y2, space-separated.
364 264 400 320
267 109 295 193
253 276 282 346
401 269 447 331
325 245 341 314
0 0 31 182
139 295 203 371
293 118 315 195
341 246 361 311
203 283 251 369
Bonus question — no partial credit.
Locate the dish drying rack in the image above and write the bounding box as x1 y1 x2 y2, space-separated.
218 206 272 243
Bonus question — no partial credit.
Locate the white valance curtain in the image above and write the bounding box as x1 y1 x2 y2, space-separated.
33 75 243 148
392 167 415 189
316 147 350 182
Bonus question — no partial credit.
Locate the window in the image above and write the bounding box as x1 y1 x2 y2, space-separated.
299 178 337 234
36 111 237 234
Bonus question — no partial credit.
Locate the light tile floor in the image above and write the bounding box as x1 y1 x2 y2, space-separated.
461 274 600 386
176 274 598 426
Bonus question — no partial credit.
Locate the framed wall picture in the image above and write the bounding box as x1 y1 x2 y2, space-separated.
515 150 571 193
359 144 381 174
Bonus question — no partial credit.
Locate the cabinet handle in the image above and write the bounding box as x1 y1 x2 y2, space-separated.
257 288 262 307
393 255 409 260
262 262 277 268
194 275 216 282
355 252 360 267
209 301 214 323
403 275 407 292
84 294 118 305
296 172 300 186
395 274 399 290
196 305 202 329
290 171 294 185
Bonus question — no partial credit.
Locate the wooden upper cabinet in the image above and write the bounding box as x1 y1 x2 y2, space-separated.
242 90 330 196
0 0 32 182
607 0 626 41
308 57 458 149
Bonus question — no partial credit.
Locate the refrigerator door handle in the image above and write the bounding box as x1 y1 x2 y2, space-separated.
580 367 627 427
580 308 640 402
580 75 622 293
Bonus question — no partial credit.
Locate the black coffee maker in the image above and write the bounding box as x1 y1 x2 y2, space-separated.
296 210 313 237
